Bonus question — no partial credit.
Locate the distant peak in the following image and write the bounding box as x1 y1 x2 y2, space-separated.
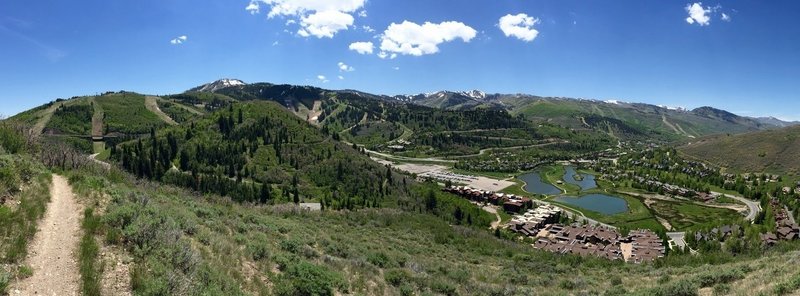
188 78 246 93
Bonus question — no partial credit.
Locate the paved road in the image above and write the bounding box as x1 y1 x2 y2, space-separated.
362 140 568 164
88 153 111 170
666 232 687 250
785 205 797 225
711 191 761 221
446 140 568 159
365 149 457 164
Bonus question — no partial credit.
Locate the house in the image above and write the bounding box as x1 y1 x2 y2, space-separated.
762 233 778 246
503 201 524 213
777 226 799 241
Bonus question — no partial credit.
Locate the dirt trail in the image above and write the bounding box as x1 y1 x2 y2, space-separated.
91 97 105 138
32 101 63 135
12 175 82 295
482 205 502 229
145 96 178 125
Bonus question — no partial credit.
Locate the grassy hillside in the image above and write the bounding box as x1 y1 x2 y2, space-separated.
503 98 768 141
0 124 52 291
95 92 166 135
679 125 800 176
402 92 771 141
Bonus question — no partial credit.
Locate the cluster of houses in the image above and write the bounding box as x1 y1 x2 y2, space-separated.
781 182 800 196
441 184 667 263
508 205 563 235
631 176 697 197
531 224 665 263
442 186 534 213
694 225 742 243
724 173 783 188
504 203 665 263
762 199 800 245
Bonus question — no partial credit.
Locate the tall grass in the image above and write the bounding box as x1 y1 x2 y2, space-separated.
79 207 102 296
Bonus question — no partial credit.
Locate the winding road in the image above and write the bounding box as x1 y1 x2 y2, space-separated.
711 191 761 221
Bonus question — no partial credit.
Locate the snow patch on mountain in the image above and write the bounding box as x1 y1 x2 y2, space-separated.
189 78 247 92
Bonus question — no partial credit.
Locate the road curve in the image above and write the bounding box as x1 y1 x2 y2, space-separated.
711 191 761 221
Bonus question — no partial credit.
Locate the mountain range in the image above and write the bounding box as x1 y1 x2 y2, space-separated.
186 79 797 142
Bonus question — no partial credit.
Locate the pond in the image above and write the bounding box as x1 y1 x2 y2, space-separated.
553 194 628 215
563 166 597 190
519 171 562 195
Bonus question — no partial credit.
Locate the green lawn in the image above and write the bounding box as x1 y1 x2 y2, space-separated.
644 199 743 231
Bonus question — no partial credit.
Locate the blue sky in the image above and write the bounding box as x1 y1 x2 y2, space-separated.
1 1 799 120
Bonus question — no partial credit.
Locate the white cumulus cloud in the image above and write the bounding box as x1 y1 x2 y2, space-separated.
317 75 329 83
247 0 365 38
498 13 540 42
297 10 354 38
378 20 476 57
338 62 354 72
685 2 712 26
170 35 187 45
338 75 345 80
348 41 374 54
721 12 731 21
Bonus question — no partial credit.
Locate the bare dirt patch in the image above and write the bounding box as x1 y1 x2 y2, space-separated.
99 244 132 296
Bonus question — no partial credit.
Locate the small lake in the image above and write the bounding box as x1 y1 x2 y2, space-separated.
519 171 562 195
553 194 628 215
563 166 597 190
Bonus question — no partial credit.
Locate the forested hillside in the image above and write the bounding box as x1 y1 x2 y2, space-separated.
111 100 493 226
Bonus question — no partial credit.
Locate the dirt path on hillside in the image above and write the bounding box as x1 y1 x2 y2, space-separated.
32 101 63 135
12 175 82 295
91 97 105 137
145 96 178 125
482 205 502 229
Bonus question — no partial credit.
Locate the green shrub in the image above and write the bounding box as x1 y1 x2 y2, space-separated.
18 265 33 278
610 275 623 286
0 124 24 154
80 207 102 296
559 279 576 290
713 283 731 295
643 279 698 296
0 270 9 294
384 268 412 287
774 273 800 295
604 285 627 296
367 252 392 268
246 234 270 261
695 268 744 288
279 238 301 254
275 261 347 296
430 279 457 296
399 283 415 296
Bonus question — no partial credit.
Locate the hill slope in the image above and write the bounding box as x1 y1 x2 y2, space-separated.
395 92 776 141
679 125 800 176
